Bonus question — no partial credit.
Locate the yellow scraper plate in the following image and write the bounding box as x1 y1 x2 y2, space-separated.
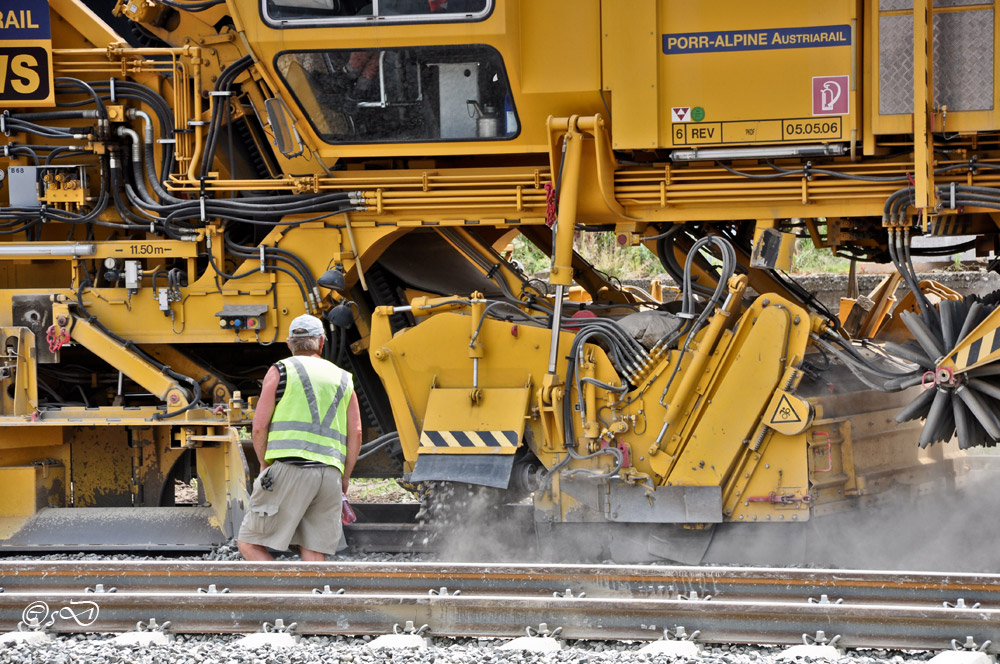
418 387 530 455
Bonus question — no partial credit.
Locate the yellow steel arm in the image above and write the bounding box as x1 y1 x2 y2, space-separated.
51 302 190 412
141 345 233 404
912 0 937 220
547 115 586 288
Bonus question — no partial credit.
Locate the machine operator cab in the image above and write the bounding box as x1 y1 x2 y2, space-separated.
268 0 518 145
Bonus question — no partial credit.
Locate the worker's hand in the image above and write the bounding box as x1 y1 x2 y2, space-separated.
257 463 271 478
258 464 274 491
342 476 350 495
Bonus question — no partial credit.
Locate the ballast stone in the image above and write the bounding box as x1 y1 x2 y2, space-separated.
367 633 429 650
778 644 843 661
233 632 298 648
638 638 702 656
928 651 997 664
499 636 563 652
109 631 172 646
0 630 53 645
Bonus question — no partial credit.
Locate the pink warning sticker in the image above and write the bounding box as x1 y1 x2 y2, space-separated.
671 107 691 122
812 76 849 116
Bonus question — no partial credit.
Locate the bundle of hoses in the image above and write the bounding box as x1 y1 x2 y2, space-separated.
357 431 400 460
559 235 737 445
3 67 364 238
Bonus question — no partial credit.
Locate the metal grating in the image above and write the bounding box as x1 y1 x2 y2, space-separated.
881 0 990 9
879 9 994 115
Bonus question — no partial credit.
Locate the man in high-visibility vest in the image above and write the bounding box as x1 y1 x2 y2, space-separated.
237 314 363 561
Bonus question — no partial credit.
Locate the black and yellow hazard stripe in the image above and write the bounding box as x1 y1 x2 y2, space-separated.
419 430 518 448
931 218 970 236
952 327 1000 370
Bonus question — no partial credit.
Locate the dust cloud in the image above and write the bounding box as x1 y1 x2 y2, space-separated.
705 466 1000 572
419 482 540 562
420 465 1000 571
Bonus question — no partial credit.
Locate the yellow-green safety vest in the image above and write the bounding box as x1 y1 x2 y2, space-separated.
265 355 354 472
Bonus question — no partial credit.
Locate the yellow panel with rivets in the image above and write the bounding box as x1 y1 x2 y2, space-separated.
604 0 858 149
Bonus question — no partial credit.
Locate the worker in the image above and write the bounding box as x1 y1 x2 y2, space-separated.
237 314 363 561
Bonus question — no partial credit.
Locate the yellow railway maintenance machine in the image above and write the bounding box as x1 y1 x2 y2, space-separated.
0 0 997 562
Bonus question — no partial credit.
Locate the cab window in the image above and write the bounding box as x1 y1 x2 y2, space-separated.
276 45 519 144
264 0 491 24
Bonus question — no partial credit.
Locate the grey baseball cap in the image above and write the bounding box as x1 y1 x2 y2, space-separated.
287 314 324 338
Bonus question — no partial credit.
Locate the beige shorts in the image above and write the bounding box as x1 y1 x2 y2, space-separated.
238 461 344 556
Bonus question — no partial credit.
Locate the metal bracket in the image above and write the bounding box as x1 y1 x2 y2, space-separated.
662 626 700 642
85 584 117 593
944 599 981 610
16 617 47 632
525 623 562 638
802 631 841 647
808 594 843 605
313 585 345 595
429 587 460 596
552 589 585 598
393 621 429 636
678 591 712 601
262 619 297 634
136 619 171 633
952 636 992 652
197 584 231 594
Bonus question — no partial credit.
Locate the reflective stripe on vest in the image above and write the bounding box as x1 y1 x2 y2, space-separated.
266 356 353 472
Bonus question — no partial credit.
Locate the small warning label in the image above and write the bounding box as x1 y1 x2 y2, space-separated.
812 75 849 116
671 106 692 122
770 394 802 424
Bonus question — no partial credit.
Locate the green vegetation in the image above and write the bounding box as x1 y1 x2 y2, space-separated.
511 232 662 280
577 232 662 279
510 231 852 279
347 478 415 503
510 235 550 275
790 237 851 274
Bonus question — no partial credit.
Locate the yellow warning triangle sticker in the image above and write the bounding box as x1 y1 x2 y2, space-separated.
770 393 802 424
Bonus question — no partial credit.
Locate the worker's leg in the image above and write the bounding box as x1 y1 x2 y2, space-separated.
291 466 344 559
298 547 327 562
237 540 275 561
237 463 305 559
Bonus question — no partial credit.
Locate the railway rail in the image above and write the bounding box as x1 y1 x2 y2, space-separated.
0 562 997 652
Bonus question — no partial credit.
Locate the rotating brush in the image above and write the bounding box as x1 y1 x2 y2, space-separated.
893 293 1000 449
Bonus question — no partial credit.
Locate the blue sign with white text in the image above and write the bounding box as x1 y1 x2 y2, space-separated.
0 0 51 41
663 25 851 54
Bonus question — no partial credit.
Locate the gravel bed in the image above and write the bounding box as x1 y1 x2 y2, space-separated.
0 634 938 664
0 540 433 564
